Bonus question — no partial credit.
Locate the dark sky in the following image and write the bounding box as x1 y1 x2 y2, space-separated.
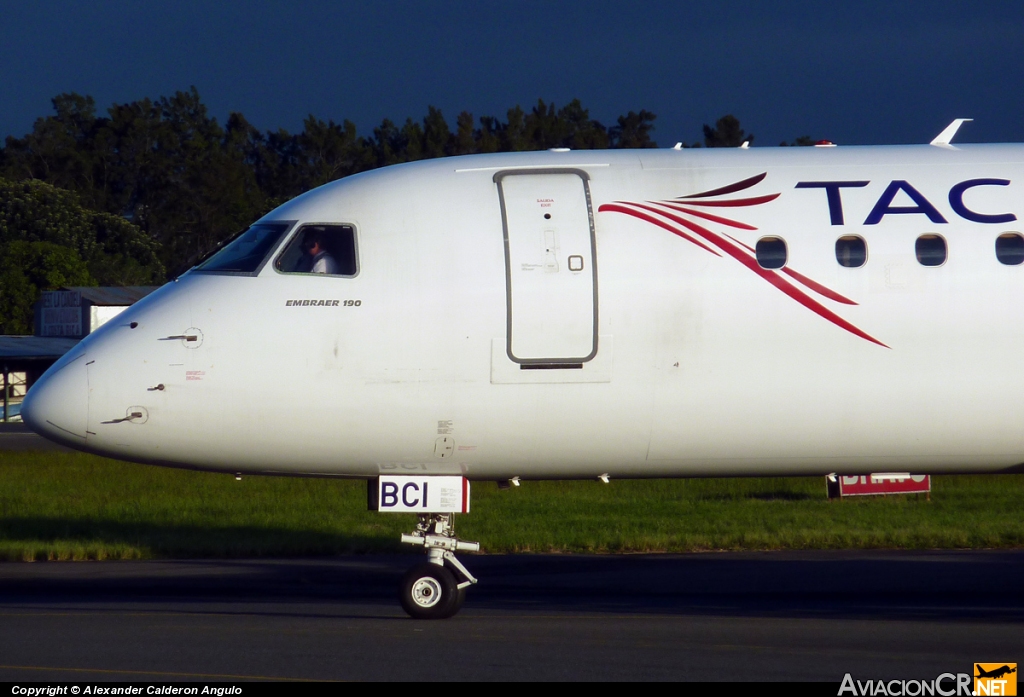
2 1 1023 147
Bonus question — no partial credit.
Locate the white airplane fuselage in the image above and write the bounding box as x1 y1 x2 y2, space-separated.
23 145 1024 480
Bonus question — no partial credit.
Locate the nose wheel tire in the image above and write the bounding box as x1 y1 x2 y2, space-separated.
400 563 465 619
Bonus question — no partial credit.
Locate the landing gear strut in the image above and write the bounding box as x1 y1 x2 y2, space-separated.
399 513 479 619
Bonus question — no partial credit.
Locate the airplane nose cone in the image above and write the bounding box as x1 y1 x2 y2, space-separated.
22 354 89 444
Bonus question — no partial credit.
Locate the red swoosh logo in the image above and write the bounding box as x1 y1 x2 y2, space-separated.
724 235 857 305
678 172 767 198
597 174 888 348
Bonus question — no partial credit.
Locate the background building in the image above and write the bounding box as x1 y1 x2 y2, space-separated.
1 286 157 421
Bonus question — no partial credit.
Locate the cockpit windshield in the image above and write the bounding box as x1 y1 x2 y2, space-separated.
194 222 293 274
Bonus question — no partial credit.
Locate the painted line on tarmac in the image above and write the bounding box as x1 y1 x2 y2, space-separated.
0 663 324 681
0 608 406 620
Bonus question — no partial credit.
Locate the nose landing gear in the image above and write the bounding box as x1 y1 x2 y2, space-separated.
399 513 478 619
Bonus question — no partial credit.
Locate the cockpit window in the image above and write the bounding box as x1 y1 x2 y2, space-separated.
195 222 293 274
275 224 358 276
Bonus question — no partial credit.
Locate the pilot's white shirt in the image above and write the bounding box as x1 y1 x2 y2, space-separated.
311 251 341 275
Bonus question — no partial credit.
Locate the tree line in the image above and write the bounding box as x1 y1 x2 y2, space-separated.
0 87 811 333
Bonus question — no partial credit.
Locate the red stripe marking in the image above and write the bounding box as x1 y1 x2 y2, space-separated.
723 235 857 305
598 203 721 256
675 218 886 346
679 172 768 199
462 477 468 513
727 236 755 253
673 193 781 207
615 206 887 347
653 202 759 230
781 266 857 306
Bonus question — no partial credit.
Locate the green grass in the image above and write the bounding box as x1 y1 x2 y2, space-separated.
0 451 1022 560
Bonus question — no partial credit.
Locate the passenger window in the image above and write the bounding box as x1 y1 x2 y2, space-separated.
275 224 357 276
755 237 787 269
915 234 946 267
835 236 867 268
995 233 1024 266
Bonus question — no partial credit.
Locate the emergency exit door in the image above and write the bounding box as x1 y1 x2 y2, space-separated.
495 169 598 364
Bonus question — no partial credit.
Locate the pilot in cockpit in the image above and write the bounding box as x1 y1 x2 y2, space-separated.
301 229 341 274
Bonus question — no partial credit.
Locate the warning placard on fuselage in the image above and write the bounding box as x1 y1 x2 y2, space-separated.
373 476 470 513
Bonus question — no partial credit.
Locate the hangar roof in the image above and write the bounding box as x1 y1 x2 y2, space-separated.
61 286 158 306
0 336 80 362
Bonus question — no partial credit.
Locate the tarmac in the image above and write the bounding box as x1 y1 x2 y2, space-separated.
0 422 1020 681
0 551 1020 681
0 422 72 451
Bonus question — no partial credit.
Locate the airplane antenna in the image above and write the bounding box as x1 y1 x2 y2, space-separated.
673 142 683 150
930 118 973 147
739 141 750 149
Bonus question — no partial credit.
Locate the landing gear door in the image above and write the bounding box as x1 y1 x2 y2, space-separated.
495 169 598 364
